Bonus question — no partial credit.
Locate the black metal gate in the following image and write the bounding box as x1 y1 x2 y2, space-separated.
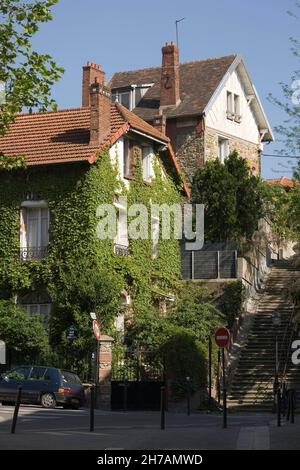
111 347 165 411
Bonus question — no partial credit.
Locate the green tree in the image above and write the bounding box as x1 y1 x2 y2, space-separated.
192 151 263 242
263 182 300 241
192 157 237 242
293 160 300 180
168 283 224 342
160 327 207 398
0 0 64 135
0 300 49 365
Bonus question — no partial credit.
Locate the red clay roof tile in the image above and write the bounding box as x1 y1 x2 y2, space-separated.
0 103 168 167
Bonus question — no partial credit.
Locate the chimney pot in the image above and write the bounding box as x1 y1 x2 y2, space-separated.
82 61 105 107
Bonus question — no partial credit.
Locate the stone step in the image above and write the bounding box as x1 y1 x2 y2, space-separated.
227 263 299 410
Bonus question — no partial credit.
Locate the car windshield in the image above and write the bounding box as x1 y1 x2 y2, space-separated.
61 371 81 385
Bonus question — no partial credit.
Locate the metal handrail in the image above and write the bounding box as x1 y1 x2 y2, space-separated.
279 305 296 389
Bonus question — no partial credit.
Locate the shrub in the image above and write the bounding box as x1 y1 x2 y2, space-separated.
0 300 49 365
217 281 245 329
160 326 207 398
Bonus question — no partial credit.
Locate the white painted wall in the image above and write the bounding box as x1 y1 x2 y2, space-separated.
206 69 260 144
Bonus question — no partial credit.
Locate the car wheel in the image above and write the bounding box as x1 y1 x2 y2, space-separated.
41 393 56 409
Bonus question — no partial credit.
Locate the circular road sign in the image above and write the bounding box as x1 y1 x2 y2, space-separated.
215 327 230 348
93 320 101 340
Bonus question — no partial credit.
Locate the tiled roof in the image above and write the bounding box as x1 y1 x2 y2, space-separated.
266 177 300 188
115 102 169 143
109 55 237 121
0 102 169 167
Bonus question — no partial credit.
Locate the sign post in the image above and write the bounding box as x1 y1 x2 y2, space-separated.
215 327 230 429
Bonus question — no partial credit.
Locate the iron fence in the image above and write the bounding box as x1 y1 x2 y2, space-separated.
181 243 237 280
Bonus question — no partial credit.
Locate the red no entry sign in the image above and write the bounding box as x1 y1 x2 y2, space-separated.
215 327 230 348
93 320 101 340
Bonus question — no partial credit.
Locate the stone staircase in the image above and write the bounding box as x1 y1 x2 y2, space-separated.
228 260 300 412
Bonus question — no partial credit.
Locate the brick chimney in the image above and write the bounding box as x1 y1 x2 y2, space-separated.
160 42 180 109
89 80 111 145
82 62 105 107
152 113 166 135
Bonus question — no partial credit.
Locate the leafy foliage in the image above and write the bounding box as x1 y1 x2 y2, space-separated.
192 151 263 242
161 327 207 398
0 300 49 363
125 282 224 398
0 149 182 375
263 183 300 241
0 152 27 170
0 0 64 135
217 281 245 329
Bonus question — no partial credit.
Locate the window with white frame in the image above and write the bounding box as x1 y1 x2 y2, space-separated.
114 199 129 256
112 90 132 110
142 146 154 182
234 94 240 115
218 137 229 163
151 217 159 259
20 201 50 260
226 91 233 119
112 84 153 111
234 94 241 122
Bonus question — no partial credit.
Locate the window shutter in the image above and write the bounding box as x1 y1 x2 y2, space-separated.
129 142 142 178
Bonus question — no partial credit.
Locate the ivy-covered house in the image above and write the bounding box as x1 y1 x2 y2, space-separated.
0 63 189 366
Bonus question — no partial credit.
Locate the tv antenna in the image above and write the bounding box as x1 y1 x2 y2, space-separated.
175 17 186 49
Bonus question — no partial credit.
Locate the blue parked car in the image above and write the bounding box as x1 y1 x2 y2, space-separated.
0 365 84 409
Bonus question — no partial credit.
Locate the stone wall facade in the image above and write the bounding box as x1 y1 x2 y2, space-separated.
205 127 261 175
172 123 261 186
175 128 205 185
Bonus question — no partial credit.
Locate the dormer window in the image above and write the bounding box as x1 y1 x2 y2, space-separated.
112 84 153 111
112 90 131 109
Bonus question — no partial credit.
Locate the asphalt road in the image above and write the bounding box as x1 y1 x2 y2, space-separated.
0 405 299 450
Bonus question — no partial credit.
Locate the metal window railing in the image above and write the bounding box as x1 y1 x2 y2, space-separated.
19 246 48 261
114 244 130 257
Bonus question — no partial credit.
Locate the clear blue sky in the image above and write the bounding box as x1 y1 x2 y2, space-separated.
32 0 299 178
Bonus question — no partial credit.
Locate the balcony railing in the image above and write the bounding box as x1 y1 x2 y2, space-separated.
114 244 130 257
20 246 48 261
